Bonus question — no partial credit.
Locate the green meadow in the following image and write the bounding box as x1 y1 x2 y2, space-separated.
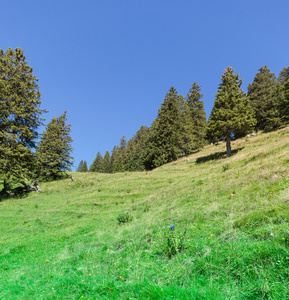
1 127 289 299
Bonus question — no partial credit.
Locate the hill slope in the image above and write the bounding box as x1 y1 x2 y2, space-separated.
1 127 289 299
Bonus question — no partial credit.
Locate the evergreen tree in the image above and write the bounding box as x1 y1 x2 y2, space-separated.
183 82 207 153
278 67 288 86
110 137 126 172
207 67 256 156
102 151 111 173
265 83 284 131
145 87 183 168
279 67 289 124
247 66 277 131
122 137 136 171
36 111 73 180
81 160 88 172
109 146 118 172
127 126 150 171
142 120 160 170
0 48 45 191
89 152 103 172
76 160 84 172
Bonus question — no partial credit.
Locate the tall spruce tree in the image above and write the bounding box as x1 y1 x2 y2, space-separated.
36 111 73 180
207 67 256 156
183 82 207 153
89 152 103 172
146 87 183 168
102 151 111 173
81 160 88 172
122 137 136 171
76 160 84 172
279 67 289 125
0 48 45 192
110 137 126 172
127 126 150 171
265 83 284 131
247 66 277 131
278 67 288 86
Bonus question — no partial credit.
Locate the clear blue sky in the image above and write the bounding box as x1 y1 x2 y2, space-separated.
1 1 288 169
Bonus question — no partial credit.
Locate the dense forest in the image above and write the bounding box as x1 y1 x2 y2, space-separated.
77 65 289 173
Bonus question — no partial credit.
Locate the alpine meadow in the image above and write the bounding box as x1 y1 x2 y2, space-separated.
1 46 289 300
1 127 289 299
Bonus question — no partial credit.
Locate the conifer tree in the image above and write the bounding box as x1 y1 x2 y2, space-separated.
279 67 289 125
36 111 73 180
102 151 111 173
207 67 256 156
0 48 45 191
109 146 118 172
89 152 103 172
122 137 136 171
265 83 283 131
127 126 150 171
110 137 126 172
247 66 277 131
145 87 183 168
142 120 160 170
183 82 207 153
76 160 84 172
81 160 88 172
278 67 288 86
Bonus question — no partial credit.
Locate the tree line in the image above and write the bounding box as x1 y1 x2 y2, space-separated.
78 65 289 173
1 47 288 188
0 48 73 193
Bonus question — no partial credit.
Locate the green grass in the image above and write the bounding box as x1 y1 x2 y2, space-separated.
1 127 289 299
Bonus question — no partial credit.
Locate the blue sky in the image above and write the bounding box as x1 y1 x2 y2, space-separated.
1 1 289 169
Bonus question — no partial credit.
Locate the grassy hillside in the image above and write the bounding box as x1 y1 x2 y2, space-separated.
1 127 289 299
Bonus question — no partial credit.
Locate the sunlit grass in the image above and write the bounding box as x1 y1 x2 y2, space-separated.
0 127 289 299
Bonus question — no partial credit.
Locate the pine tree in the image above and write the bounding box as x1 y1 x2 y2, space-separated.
89 152 103 172
265 83 283 131
36 111 73 180
278 67 288 86
122 137 136 171
247 66 277 131
207 67 256 156
76 160 84 172
110 146 118 172
110 137 126 172
279 67 289 125
183 82 207 153
127 126 150 171
81 160 88 172
102 151 111 173
0 48 45 191
146 87 183 168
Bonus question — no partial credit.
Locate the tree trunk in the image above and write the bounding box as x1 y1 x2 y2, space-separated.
226 137 231 156
3 179 8 192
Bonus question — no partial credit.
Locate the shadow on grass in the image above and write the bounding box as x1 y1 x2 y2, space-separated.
0 187 29 201
196 147 244 164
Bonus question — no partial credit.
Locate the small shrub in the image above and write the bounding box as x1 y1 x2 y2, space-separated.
117 212 132 225
156 225 187 258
